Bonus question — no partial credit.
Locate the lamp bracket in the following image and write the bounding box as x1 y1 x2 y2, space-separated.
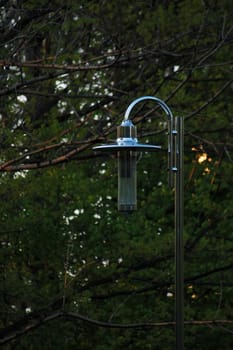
124 96 177 188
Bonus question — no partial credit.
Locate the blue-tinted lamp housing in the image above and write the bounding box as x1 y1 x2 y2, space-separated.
93 119 161 212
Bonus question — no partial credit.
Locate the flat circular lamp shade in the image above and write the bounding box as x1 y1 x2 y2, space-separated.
93 143 161 152
93 119 161 153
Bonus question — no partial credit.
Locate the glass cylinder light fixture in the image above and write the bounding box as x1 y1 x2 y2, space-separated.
117 120 138 211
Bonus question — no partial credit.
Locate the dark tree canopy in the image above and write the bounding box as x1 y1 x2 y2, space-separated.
1 1 233 349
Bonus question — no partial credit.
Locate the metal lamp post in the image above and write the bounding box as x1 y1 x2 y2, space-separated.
93 96 184 349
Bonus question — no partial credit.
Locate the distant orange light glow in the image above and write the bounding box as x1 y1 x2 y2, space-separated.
198 153 207 163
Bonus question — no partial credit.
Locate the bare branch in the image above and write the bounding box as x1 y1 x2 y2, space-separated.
0 55 120 73
1 307 233 346
185 78 233 120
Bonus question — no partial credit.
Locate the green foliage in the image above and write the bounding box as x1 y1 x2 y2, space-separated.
1 0 233 348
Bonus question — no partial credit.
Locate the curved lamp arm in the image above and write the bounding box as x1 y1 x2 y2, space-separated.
124 95 173 120
123 95 176 187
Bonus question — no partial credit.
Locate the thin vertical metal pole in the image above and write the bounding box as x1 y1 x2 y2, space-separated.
175 116 184 350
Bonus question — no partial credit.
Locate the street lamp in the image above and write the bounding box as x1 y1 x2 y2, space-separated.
93 116 161 211
93 95 184 350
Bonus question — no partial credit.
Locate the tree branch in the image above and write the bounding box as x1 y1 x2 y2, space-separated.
185 78 233 120
1 308 233 345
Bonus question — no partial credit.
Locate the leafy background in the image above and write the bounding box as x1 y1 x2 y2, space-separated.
1 0 233 349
